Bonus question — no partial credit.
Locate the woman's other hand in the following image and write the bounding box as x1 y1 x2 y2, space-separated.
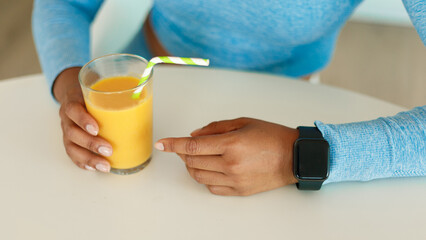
53 67 112 172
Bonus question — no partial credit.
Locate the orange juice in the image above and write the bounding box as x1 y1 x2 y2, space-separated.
86 76 153 171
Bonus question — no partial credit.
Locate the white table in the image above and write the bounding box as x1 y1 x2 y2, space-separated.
1 67 425 240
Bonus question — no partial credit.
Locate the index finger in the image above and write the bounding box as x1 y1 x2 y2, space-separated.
155 134 227 155
62 101 99 136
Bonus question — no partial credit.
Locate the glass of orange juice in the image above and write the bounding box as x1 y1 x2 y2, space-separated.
79 54 153 175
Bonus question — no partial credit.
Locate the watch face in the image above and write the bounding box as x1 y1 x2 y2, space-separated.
294 139 329 180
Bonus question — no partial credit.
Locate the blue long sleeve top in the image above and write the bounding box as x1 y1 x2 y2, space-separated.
32 0 426 184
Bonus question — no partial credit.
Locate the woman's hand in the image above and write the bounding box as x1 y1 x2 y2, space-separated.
155 117 299 196
53 68 112 172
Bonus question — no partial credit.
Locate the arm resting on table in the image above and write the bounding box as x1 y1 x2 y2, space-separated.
316 105 426 184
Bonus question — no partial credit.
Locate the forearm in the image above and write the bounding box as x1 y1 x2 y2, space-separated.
32 0 103 91
316 105 426 183
402 0 426 45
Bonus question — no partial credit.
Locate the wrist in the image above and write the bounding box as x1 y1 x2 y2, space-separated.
289 129 299 185
280 126 299 185
53 67 82 103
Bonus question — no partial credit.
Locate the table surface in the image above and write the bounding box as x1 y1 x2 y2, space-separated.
1 67 425 240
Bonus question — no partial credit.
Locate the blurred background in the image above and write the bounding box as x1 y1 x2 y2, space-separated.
0 0 425 108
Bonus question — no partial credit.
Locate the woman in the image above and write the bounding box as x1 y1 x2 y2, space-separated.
33 0 425 195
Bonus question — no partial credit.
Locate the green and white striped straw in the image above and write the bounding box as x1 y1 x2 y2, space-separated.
132 56 210 99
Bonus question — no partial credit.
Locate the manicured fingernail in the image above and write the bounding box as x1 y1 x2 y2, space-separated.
98 146 112 157
86 124 98 136
96 163 110 173
191 128 202 135
85 165 96 171
155 142 164 151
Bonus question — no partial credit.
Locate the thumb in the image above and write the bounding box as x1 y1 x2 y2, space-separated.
191 117 251 136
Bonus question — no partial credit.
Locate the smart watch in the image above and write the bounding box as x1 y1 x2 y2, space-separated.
293 126 330 190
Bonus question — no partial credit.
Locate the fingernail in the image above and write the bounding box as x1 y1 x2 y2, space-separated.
86 124 98 136
155 142 164 151
96 163 110 173
191 128 202 135
98 146 112 157
85 165 96 171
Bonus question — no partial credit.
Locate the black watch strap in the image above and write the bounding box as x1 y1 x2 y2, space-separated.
295 126 326 191
296 181 323 190
298 126 323 138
